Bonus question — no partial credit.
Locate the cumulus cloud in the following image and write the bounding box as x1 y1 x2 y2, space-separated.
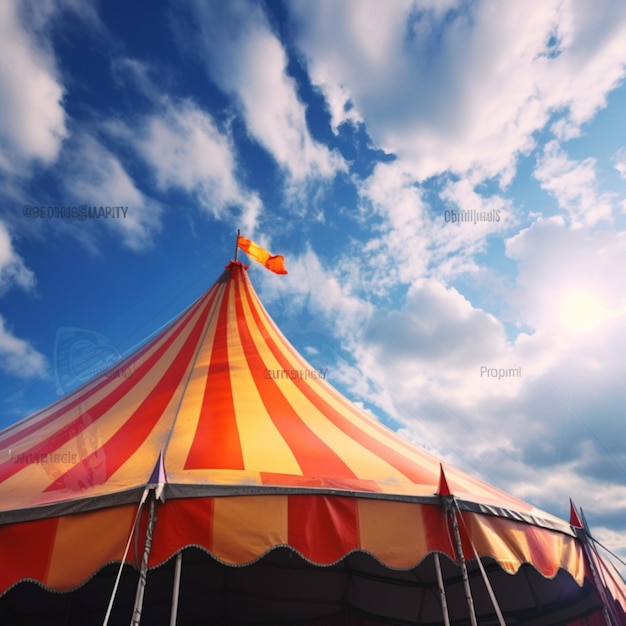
289 0 626 183
62 134 162 251
0 0 68 174
613 147 626 179
135 99 262 234
175 0 346 185
534 141 615 226
0 316 47 379
257 246 372 345
505 217 626 335
0 221 35 295
348 161 515 296
0 220 46 380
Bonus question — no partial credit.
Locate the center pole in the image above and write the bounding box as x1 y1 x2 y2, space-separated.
234 229 240 262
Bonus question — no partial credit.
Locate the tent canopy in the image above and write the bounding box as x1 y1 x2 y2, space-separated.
1 260 625 625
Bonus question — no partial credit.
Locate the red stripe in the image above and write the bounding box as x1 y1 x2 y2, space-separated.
423 504 455 556
235 270 357 479
42 285 220 492
0 290 214 487
185 272 244 470
288 495 359 563
0 516 59 589
240 273 436 485
148 497 215 567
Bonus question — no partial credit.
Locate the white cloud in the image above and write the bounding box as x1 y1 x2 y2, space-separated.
505 216 626 335
349 161 515 295
0 0 68 173
0 316 47 379
534 141 614 226
177 0 345 184
0 330 46 386
614 147 626 179
257 246 372 344
62 134 162 251
0 220 35 295
0 220 45 380
135 99 261 234
289 0 626 183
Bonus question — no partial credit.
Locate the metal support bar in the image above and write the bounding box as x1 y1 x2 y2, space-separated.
447 499 478 626
434 552 451 626
102 494 147 626
169 552 183 626
131 493 157 626
581 538 615 626
455 503 506 626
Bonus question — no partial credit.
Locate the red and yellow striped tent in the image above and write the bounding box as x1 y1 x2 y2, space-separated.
1 260 625 625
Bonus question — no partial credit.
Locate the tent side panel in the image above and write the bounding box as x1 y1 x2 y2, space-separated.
0 504 137 592
467 512 586 583
148 496 583 577
2 495 610 598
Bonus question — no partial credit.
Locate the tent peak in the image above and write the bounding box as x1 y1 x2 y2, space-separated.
436 464 453 497
569 499 584 529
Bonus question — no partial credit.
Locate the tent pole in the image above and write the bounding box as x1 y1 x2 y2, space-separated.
131 492 157 626
447 500 478 626
434 552 451 626
234 229 240 262
455 503 507 625
169 552 183 626
575 505 615 626
581 537 615 626
102 494 148 626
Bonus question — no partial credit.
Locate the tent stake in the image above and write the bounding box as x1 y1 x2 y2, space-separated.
434 552 451 626
131 492 157 626
169 552 183 626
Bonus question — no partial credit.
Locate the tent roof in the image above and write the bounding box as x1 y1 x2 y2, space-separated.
0 261 563 528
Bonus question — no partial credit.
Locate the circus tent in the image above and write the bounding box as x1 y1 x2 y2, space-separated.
0 258 625 625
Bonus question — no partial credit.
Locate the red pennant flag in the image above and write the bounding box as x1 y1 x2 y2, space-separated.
237 236 288 274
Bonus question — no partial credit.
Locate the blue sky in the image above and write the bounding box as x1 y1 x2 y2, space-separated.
1 0 626 569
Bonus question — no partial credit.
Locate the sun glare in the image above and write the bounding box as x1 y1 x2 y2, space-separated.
559 289 605 333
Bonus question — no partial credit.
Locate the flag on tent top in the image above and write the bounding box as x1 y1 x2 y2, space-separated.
237 235 288 274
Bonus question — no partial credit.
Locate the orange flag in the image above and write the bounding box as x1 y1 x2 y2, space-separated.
237 236 288 274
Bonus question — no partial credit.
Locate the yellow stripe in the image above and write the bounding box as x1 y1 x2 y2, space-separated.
358 499 429 567
212 495 288 563
46 505 135 589
228 285 302 475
